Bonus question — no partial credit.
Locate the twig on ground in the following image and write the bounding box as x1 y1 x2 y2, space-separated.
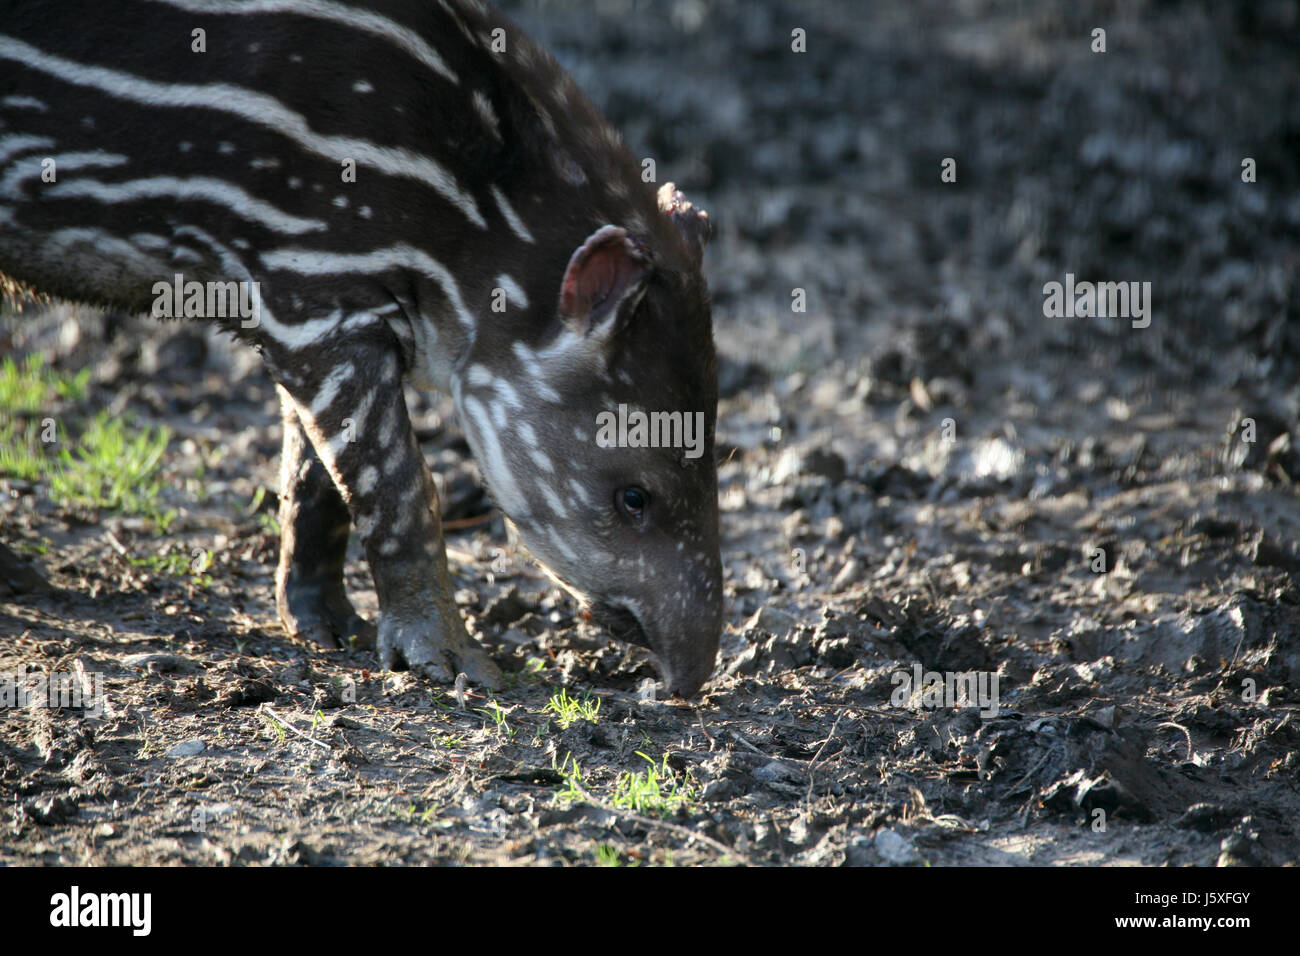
260 704 333 751
1157 721 1194 762
729 729 769 757
806 710 846 802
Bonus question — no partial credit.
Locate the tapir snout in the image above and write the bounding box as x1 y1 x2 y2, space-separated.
593 541 723 697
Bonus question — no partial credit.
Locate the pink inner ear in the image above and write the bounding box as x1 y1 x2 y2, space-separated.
560 225 648 332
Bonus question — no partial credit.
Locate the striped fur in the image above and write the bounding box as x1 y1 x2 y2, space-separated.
0 0 723 696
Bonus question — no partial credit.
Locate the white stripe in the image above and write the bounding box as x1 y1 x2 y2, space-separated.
260 244 476 329
568 478 591 507
342 311 381 333
310 361 354 415
0 134 53 165
531 448 556 474
128 232 171 251
495 273 528 309
472 90 501 140
43 226 169 274
511 342 562 403
147 0 458 85
0 35 485 228
546 527 579 563
541 484 567 517
0 151 127 198
171 224 343 349
1 95 47 111
490 186 535 243
463 395 529 517
327 389 374 461
519 421 554 473
46 174 327 235
493 379 522 409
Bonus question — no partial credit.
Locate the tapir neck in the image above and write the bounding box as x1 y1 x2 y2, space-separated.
379 2 662 394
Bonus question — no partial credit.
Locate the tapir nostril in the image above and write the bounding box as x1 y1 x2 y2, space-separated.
592 596 719 698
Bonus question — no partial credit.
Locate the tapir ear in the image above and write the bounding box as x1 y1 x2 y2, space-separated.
559 225 649 336
657 182 710 265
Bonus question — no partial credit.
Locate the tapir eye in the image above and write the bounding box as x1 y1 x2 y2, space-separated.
617 486 648 520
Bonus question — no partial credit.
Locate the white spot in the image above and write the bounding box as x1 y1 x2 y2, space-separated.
378 404 399 448
357 465 379 495
353 80 374 94
495 273 528 309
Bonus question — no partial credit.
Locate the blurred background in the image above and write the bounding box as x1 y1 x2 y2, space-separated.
498 0 1299 488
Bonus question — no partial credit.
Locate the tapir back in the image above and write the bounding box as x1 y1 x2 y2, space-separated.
3 0 559 336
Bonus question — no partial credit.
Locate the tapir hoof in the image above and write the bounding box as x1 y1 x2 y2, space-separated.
278 579 377 651
377 612 501 689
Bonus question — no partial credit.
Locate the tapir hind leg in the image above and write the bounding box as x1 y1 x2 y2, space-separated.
275 386 375 650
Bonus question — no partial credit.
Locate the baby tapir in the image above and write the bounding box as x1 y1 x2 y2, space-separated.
0 0 723 696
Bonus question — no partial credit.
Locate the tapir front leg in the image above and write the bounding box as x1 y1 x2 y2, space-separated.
269 338 500 687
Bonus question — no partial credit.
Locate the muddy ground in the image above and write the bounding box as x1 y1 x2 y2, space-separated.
1 0 1298 866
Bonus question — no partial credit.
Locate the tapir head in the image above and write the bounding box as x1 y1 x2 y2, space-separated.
454 184 722 696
